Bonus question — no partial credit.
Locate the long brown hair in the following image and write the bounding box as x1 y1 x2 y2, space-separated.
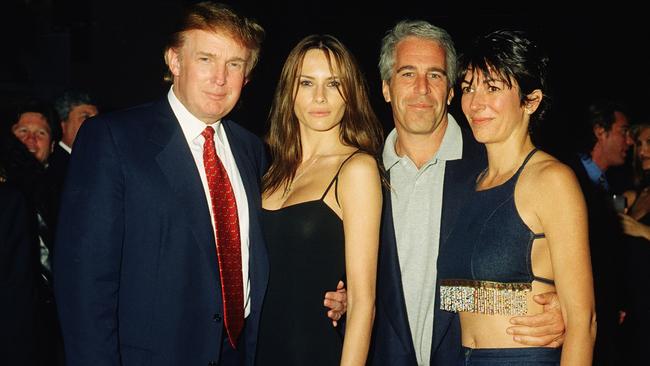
632 124 650 188
263 34 383 195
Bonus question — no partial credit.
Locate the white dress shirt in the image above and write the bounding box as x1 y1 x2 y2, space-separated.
167 87 251 317
58 140 72 154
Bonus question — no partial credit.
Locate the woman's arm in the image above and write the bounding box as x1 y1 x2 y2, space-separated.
534 162 596 366
619 213 650 240
628 188 650 220
337 153 382 366
623 190 637 212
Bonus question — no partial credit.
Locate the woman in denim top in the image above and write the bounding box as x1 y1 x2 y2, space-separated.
438 30 595 366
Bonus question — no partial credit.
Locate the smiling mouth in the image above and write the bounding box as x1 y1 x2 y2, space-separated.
471 117 491 125
409 103 432 109
204 92 227 100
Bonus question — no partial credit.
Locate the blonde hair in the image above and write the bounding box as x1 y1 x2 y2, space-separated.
163 2 264 81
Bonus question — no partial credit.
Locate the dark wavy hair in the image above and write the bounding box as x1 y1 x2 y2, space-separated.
54 90 95 122
263 34 383 195
630 123 650 188
457 30 550 130
576 100 629 154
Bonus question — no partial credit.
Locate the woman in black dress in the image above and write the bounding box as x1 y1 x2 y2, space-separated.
255 35 383 365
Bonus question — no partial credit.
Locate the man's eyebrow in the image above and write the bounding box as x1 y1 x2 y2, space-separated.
395 65 416 74
227 57 247 63
396 65 447 75
197 51 215 57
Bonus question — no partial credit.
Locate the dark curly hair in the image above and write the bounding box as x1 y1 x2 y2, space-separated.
457 30 550 130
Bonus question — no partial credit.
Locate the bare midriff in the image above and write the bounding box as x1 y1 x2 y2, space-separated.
459 281 555 348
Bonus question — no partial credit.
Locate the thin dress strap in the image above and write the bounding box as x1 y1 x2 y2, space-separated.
533 275 555 285
513 148 539 178
515 148 554 285
320 150 361 205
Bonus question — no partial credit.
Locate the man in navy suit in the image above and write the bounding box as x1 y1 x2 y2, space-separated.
369 20 567 365
54 3 268 365
49 91 98 226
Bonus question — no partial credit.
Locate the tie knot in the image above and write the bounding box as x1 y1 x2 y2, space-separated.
202 126 215 141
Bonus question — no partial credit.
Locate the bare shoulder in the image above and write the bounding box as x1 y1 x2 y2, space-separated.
335 152 382 221
522 152 577 189
519 151 582 203
336 152 382 207
338 152 380 181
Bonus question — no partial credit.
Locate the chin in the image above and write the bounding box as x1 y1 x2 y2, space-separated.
470 131 490 144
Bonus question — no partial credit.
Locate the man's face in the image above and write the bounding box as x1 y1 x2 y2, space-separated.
166 29 250 124
597 111 633 169
12 112 54 164
382 36 453 138
62 103 98 147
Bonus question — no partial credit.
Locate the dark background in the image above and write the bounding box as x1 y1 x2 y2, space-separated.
1 0 646 158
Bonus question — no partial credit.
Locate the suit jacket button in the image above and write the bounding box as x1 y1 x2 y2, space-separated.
213 313 222 322
208 361 218 366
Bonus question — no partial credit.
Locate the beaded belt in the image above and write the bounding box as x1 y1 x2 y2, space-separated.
440 279 531 315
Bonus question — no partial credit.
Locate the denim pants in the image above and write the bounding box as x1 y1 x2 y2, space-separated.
459 347 561 366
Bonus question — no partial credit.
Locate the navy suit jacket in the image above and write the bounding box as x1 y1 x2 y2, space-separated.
53 98 268 366
369 127 486 366
43 143 69 244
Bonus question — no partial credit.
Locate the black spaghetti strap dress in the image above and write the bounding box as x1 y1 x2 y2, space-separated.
255 152 359 365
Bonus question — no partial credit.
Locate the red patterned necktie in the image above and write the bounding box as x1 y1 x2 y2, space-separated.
201 126 244 349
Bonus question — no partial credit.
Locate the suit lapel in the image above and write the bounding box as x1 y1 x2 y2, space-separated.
221 120 259 212
221 120 268 316
439 128 485 252
430 157 464 356
378 175 418 359
439 159 466 249
150 99 219 283
431 129 486 355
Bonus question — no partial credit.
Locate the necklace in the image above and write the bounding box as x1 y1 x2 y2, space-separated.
284 156 320 196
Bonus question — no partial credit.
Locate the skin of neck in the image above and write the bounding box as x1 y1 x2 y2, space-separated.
590 144 610 172
395 118 448 169
298 123 344 161
61 131 73 148
484 132 535 177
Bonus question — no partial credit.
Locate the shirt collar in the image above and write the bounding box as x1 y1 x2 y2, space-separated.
58 140 72 154
382 129 401 171
382 113 463 171
167 86 222 145
579 153 608 188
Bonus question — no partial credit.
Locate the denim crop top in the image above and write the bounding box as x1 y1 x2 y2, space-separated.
438 149 553 315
